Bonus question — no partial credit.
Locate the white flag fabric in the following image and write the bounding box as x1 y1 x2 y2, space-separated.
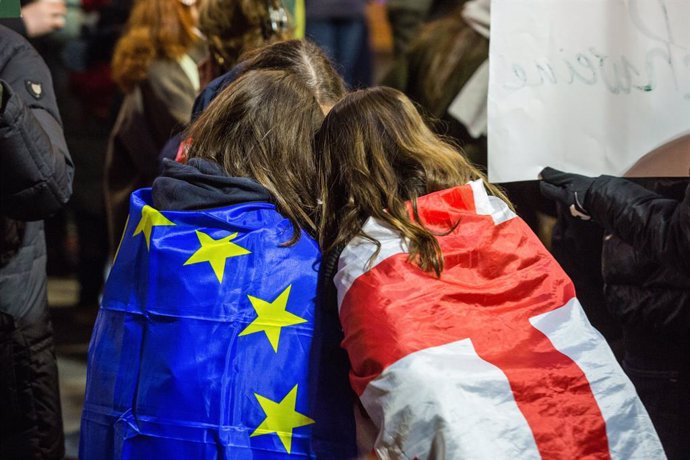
335 181 665 459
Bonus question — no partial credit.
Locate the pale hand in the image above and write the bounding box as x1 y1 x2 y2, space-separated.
22 0 67 38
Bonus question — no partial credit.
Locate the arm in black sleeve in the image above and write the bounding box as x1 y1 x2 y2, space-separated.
0 28 73 221
585 175 690 273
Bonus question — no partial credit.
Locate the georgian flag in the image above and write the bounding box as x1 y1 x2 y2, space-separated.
334 181 664 459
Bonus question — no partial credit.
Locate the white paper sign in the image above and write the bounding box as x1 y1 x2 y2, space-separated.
488 0 690 183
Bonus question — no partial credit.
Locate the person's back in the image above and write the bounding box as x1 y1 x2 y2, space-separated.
82 69 355 458
315 87 665 459
0 25 73 460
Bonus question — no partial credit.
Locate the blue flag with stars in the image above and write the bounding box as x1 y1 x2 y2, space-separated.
79 189 354 459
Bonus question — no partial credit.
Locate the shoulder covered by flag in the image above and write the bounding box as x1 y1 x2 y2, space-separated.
81 188 356 459
336 180 665 459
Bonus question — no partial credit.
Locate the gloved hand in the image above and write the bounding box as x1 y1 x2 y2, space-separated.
539 167 595 220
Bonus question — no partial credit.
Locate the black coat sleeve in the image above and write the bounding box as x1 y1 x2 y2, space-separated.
586 175 690 274
0 28 73 221
0 18 27 36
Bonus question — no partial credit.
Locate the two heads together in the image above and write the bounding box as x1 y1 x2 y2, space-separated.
186 40 505 276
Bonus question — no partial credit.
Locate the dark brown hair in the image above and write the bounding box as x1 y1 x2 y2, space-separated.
402 5 488 118
186 69 326 244
316 87 510 275
199 0 292 74
112 0 200 93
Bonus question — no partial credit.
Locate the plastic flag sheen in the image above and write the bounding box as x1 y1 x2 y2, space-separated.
79 188 351 459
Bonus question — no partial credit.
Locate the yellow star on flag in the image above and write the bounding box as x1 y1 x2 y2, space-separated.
251 384 315 454
184 230 251 283
132 205 175 250
239 285 307 352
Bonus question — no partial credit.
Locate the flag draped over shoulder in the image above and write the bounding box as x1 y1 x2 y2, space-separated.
80 189 333 459
335 180 665 459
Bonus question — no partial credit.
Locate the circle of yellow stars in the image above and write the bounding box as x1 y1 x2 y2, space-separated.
128 204 316 454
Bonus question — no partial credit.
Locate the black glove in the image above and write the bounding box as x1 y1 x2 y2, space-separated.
539 167 595 220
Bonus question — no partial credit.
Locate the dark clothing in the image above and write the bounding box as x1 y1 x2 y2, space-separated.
306 18 370 88
310 244 358 457
153 158 271 211
0 18 25 36
585 176 690 460
0 25 72 460
305 0 366 20
550 209 623 354
191 64 245 121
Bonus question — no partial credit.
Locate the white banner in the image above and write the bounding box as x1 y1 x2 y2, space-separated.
488 0 690 183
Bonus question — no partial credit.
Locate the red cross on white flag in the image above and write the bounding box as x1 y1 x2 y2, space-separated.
335 181 664 459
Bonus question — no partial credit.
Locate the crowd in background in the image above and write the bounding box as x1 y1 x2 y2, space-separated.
0 0 688 459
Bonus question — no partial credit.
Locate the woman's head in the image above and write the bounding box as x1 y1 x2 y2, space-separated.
186 69 326 243
112 0 200 92
239 39 346 111
199 0 292 74
316 86 508 274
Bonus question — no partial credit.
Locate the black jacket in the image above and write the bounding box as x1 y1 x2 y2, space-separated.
586 176 690 459
587 177 690 336
0 25 73 460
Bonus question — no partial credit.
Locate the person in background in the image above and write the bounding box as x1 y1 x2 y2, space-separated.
0 0 66 38
158 0 292 165
105 0 204 254
540 167 690 459
385 0 433 57
385 0 461 57
63 0 131 310
0 25 73 460
382 0 487 167
305 0 370 87
1 0 72 281
198 0 291 81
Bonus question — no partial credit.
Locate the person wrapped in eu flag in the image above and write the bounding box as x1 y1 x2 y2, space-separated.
80 64 355 458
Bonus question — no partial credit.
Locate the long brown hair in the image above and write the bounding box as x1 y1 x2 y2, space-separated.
316 87 510 276
112 0 200 93
199 0 292 74
186 70 327 244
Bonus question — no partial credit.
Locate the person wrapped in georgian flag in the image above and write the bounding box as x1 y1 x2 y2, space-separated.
314 87 665 459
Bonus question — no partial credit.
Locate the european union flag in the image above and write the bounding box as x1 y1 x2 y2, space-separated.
80 189 351 459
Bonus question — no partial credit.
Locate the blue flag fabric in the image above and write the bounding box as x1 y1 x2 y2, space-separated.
80 189 346 459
